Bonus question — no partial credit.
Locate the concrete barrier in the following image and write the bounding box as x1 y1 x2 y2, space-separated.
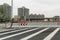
0 22 60 28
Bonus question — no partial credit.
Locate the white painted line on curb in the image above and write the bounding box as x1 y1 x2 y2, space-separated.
43 28 60 40
0 28 39 40
0 28 28 35
20 28 49 40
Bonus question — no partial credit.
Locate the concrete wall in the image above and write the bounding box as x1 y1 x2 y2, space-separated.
0 22 60 28
26 22 60 27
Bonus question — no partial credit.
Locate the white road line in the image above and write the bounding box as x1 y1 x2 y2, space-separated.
20 28 49 40
43 28 60 40
0 28 39 40
0 28 28 35
0 29 15 32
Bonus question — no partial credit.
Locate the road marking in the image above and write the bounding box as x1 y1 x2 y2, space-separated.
20 28 49 40
43 28 60 40
0 28 39 40
0 28 28 35
0 29 15 32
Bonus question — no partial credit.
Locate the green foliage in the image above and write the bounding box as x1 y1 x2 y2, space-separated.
0 7 10 22
0 7 3 13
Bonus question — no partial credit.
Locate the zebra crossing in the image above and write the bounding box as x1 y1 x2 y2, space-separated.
0 27 60 40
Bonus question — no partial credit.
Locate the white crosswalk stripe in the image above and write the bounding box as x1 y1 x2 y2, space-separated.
43 28 60 40
0 27 60 40
0 28 28 35
0 28 39 40
20 28 49 40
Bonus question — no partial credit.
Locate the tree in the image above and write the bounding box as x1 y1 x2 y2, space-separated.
0 6 7 28
0 6 6 20
0 7 3 22
0 5 11 28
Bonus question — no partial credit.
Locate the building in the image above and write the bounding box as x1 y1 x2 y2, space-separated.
29 14 45 20
0 3 12 20
44 16 60 22
53 16 60 21
13 15 20 22
18 6 29 20
3 3 12 19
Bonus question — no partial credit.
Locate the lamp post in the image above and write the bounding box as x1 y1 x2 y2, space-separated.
10 0 13 28
11 0 13 17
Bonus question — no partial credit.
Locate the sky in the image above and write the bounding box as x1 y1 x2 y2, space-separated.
0 0 60 17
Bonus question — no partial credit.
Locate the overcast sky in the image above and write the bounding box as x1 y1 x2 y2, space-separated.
0 0 60 17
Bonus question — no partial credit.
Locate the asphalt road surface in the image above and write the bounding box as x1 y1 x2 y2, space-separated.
0 27 60 40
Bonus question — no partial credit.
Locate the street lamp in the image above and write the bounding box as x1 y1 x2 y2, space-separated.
10 0 13 28
11 0 13 18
